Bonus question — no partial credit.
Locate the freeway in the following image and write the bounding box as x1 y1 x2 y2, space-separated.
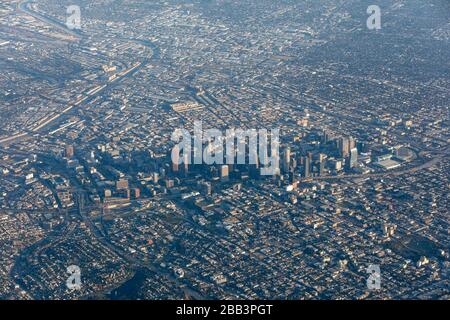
0 132 29 145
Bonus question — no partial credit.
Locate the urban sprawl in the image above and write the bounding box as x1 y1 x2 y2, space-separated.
0 0 448 300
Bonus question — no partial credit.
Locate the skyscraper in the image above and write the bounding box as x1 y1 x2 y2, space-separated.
221 165 229 181
116 179 129 190
283 147 291 173
323 130 331 144
65 145 74 158
303 156 311 178
90 150 96 163
349 137 356 150
289 168 295 184
319 153 326 176
183 152 189 175
172 145 180 173
338 137 350 158
348 147 358 169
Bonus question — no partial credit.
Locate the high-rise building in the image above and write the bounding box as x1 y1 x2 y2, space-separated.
349 137 356 150
303 156 311 178
132 188 141 199
90 150 96 163
338 137 350 158
252 149 259 169
65 145 74 158
283 147 291 173
183 152 189 175
199 182 212 196
348 147 358 169
116 179 129 190
165 179 174 189
152 172 159 183
319 153 326 176
172 145 180 173
291 158 297 170
288 168 295 184
221 165 229 181
334 159 342 171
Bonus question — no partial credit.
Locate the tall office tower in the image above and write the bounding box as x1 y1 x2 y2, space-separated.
348 147 358 169
319 153 326 176
90 150 96 163
288 168 295 184
65 145 74 158
358 142 369 154
349 137 356 150
335 160 343 171
116 179 129 190
221 164 229 181
250 151 260 179
165 179 175 189
159 167 166 178
132 188 141 199
200 181 212 196
291 158 297 170
172 145 180 173
303 156 311 178
283 147 291 173
323 130 331 144
339 137 350 158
